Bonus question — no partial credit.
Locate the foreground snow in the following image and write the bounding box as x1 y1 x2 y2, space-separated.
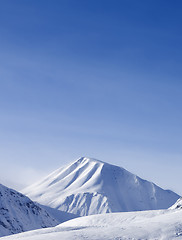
22 157 179 216
2 208 182 240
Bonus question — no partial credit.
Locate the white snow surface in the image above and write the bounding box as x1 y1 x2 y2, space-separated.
170 197 182 210
2 208 182 240
22 157 180 216
0 184 58 237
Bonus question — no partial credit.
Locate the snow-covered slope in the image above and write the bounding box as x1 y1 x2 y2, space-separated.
23 157 180 216
170 197 182 210
0 184 58 237
2 208 182 240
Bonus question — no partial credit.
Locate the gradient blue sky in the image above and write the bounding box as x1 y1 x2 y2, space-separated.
0 1 182 194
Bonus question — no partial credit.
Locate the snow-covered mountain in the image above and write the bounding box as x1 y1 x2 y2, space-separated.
0 184 58 237
2 208 182 240
22 157 180 216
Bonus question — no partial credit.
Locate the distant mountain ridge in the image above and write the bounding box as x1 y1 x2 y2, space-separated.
23 157 180 216
0 184 58 237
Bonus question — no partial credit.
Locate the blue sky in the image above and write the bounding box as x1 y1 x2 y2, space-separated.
0 1 182 194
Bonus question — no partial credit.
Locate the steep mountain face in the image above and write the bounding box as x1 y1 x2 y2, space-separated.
0 184 58 237
23 157 180 216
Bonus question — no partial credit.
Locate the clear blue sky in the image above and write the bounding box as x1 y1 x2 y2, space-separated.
0 1 182 194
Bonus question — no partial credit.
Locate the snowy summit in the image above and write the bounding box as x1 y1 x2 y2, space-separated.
22 157 179 216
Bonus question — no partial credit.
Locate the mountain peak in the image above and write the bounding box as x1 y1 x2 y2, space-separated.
72 157 123 171
73 157 106 165
22 158 180 216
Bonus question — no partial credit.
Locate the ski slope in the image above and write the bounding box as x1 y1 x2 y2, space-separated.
23 157 179 216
